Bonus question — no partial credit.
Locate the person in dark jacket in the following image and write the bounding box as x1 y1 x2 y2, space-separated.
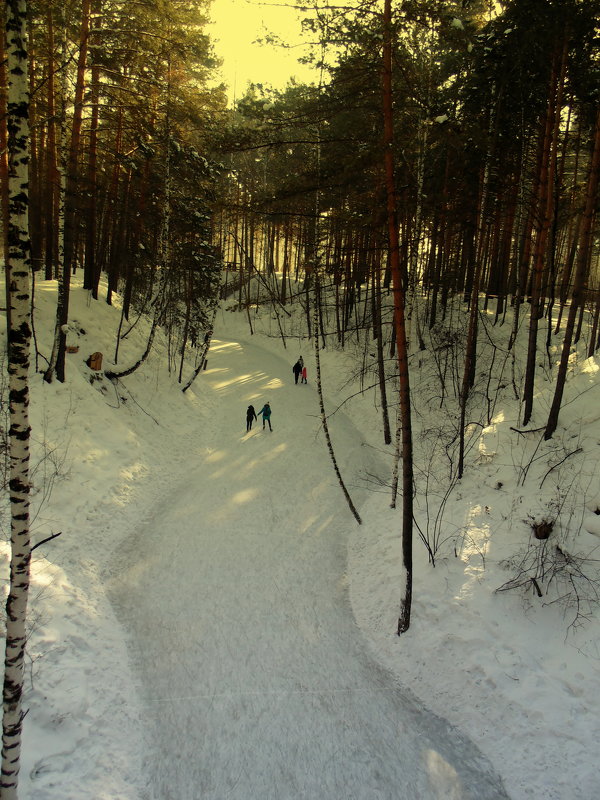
258 402 272 431
292 360 302 384
246 404 258 432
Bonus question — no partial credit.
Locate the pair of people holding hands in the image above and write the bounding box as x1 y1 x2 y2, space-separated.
246 402 272 431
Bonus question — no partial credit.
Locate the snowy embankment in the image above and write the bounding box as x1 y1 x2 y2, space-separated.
1 276 599 799
3 278 213 797
221 297 600 800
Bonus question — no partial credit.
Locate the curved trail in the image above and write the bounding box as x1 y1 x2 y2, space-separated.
109 333 509 800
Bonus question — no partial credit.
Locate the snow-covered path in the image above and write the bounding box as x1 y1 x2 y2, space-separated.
109 332 509 800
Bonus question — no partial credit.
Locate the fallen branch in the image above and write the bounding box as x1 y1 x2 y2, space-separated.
531 577 543 597
539 447 583 489
510 425 545 436
32 532 62 552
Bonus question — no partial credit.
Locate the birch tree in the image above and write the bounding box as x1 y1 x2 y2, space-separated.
2 0 33 795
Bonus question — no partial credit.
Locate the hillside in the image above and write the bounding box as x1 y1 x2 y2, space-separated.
1 276 599 799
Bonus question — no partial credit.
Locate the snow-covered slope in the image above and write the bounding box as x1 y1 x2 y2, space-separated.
1 277 598 799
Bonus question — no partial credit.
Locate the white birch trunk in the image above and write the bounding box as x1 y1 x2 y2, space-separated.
2 1 32 796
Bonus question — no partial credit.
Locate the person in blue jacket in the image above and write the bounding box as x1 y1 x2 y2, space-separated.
258 402 272 431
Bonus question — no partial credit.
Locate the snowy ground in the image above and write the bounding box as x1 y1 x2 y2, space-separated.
2 277 599 799
107 333 508 800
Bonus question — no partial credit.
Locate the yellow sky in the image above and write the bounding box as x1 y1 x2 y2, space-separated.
208 0 317 102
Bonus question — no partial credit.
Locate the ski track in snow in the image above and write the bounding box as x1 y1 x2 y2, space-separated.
108 333 509 800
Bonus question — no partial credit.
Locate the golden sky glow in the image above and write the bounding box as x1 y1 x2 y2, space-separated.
209 0 316 102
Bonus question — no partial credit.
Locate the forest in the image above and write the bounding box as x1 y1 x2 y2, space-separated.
2 0 600 797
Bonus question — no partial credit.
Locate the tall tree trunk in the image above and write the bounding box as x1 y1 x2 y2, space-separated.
0 6 11 343
310 85 361 525
383 0 413 635
106 108 124 305
545 106 600 439
313 266 362 525
27 35 42 277
458 258 484 479
83 5 100 291
522 43 566 425
44 7 58 281
2 2 33 796
54 0 91 382
181 312 217 393
178 253 193 383
43 21 68 381
588 293 600 359
281 220 290 304
374 260 392 445
106 57 172 379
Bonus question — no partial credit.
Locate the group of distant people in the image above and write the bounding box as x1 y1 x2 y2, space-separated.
245 356 307 433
